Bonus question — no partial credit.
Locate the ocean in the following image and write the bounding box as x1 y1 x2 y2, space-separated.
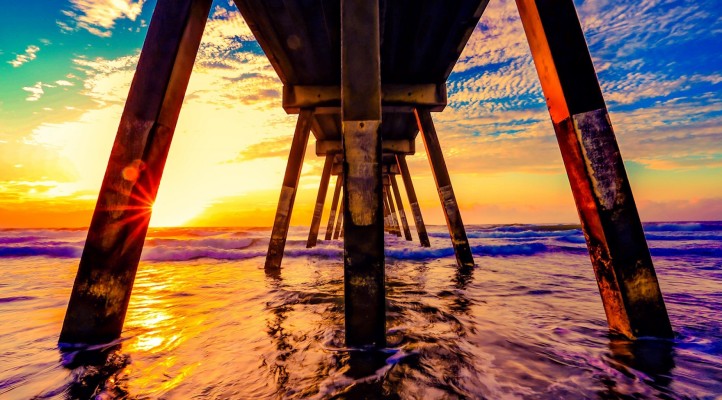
0 222 720 399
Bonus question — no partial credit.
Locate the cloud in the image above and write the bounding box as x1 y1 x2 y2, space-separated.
22 82 46 101
62 0 145 37
8 45 40 68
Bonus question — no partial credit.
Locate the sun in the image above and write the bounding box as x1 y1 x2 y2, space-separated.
149 191 210 227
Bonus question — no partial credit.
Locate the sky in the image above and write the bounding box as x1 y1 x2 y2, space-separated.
0 0 720 228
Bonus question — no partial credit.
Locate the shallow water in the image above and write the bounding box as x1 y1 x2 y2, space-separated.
1 222 721 399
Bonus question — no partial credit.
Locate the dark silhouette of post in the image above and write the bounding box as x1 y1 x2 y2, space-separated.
341 0 385 348
390 174 413 241
59 0 213 344
415 110 474 267
515 0 672 338
307 154 333 248
397 155 430 247
324 175 343 240
265 110 312 269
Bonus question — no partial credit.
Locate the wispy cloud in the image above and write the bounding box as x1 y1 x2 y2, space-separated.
61 0 145 37
8 45 40 68
22 82 46 101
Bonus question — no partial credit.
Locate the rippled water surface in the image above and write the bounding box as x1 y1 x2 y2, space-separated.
1 222 721 399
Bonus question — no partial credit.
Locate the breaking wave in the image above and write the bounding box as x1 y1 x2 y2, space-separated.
0 222 719 261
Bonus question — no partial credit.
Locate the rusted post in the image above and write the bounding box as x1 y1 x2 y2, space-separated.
396 155 430 247
307 154 333 248
59 0 213 345
385 177 402 237
415 109 474 267
390 174 413 241
324 175 343 240
341 0 385 348
515 0 672 338
333 199 344 240
265 110 313 269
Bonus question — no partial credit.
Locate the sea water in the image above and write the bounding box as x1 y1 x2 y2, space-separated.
0 222 720 399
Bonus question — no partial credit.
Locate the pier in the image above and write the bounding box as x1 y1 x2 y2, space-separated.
60 0 673 348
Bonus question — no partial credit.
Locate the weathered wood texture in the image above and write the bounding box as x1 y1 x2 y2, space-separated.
397 155 430 247
325 175 343 240
516 0 672 338
307 154 333 248
265 110 312 269
415 109 474 267
390 174 413 241
59 0 213 344
341 0 385 348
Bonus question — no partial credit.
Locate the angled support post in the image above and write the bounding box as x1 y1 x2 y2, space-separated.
307 154 333 248
397 155 430 247
382 188 392 233
265 109 313 269
59 0 213 345
415 109 474 267
333 199 344 240
385 177 402 237
325 175 343 240
516 0 672 338
390 174 413 241
341 0 385 348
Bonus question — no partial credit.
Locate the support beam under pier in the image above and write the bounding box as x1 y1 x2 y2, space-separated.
307 154 333 248
325 175 343 241
385 178 402 237
390 174 413 241
397 155 430 247
60 0 213 345
341 0 385 348
265 110 313 269
415 109 474 268
515 0 672 338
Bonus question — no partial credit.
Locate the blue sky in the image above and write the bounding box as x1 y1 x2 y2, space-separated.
0 0 721 227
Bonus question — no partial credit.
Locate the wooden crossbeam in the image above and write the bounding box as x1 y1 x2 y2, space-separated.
283 84 447 113
316 139 414 156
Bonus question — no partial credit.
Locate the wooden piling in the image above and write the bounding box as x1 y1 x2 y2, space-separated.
307 154 333 248
382 189 391 233
415 110 474 267
341 0 385 348
397 155 431 247
59 0 213 344
333 199 344 240
390 174 413 241
515 0 672 338
385 178 402 237
325 175 343 240
265 110 313 269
